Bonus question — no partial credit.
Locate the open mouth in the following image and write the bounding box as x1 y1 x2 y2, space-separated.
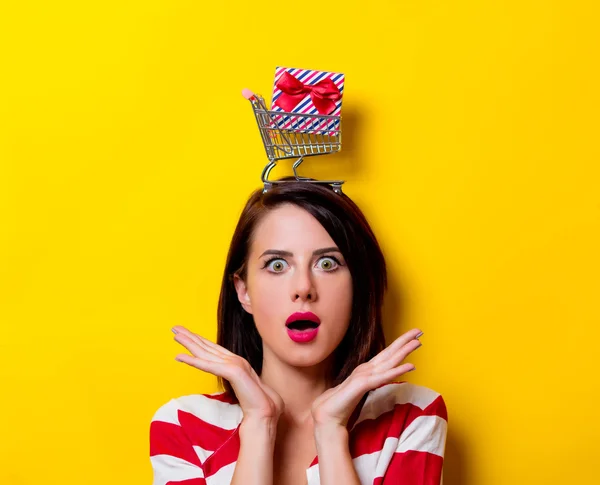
286 320 320 331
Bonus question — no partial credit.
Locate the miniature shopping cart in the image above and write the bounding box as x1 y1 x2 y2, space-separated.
242 88 344 194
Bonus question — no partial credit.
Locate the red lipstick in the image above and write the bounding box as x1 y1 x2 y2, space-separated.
286 312 321 326
286 312 321 343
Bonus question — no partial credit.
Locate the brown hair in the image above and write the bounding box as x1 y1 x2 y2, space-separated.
216 176 387 399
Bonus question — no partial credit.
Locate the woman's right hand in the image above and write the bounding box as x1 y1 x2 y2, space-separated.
171 326 284 423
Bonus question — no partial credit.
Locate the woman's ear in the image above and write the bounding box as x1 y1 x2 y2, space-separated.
233 273 253 314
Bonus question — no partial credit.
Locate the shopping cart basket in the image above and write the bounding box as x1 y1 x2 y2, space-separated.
242 88 344 194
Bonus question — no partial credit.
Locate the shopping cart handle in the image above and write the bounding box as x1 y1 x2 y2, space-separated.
242 88 255 100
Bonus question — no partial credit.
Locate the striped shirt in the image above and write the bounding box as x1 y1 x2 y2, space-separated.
149 381 448 485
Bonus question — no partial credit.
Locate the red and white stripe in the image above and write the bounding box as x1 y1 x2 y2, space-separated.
150 382 447 485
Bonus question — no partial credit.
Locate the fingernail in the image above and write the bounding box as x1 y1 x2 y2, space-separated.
416 331 424 339
171 328 178 334
408 367 416 372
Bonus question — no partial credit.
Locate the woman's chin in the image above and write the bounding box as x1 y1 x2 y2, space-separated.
277 346 336 369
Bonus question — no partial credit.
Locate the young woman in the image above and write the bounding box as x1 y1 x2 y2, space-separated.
149 177 448 485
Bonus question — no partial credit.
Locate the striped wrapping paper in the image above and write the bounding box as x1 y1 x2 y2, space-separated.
270 66 344 135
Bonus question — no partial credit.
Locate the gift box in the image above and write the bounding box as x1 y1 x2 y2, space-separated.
270 66 344 135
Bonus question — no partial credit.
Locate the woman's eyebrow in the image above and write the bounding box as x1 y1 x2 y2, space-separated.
259 247 341 258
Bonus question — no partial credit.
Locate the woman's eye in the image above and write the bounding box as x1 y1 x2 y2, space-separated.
317 257 339 271
266 259 288 273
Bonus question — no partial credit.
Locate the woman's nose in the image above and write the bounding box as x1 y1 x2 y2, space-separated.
291 268 317 302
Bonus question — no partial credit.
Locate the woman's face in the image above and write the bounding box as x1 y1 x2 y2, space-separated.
234 203 353 368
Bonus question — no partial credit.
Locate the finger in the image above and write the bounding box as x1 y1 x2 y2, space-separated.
173 326 233 356
195 334 236 356
175 353 229 376
369 328 423 365
371 329 421 365
173 327 224 357
175 351 253 388
173 326 210 343
187 333 223 357
371 363 416 387
375 339 422 372
174 334 224 363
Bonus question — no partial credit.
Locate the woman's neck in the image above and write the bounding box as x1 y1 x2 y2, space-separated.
260 348 333 428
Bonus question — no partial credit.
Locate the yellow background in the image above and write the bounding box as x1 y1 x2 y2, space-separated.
1 1 598 484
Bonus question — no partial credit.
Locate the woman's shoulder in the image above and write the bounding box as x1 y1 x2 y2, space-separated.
149 392 243 474
353 381 448 429
150 390 243 430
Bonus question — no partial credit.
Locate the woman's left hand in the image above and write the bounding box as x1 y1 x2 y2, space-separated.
311 328 423 429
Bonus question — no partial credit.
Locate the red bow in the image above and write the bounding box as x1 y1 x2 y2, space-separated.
274 71 342 115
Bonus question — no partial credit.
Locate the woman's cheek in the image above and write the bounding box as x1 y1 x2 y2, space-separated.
250 276 284 331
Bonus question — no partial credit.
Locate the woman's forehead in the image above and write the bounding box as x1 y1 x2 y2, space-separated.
251 204 335 252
